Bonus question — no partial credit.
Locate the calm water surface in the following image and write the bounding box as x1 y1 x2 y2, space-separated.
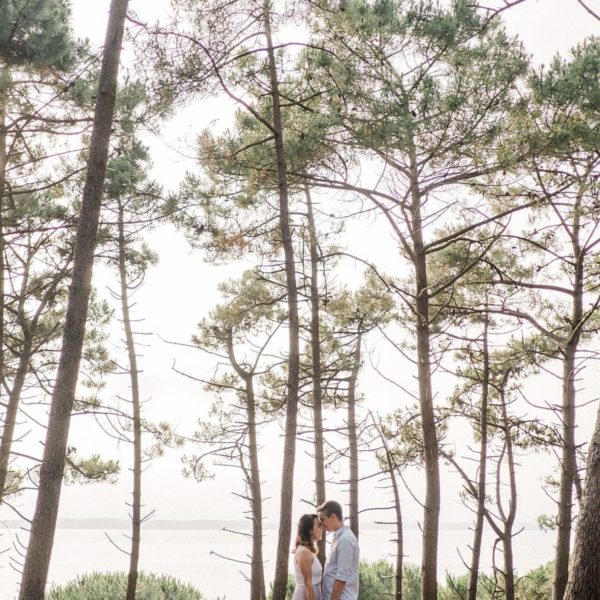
0 525 555 599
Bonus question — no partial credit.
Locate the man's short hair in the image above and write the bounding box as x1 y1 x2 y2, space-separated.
317 500 343 520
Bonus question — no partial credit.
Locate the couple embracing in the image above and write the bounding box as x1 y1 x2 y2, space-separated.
292 500 359 600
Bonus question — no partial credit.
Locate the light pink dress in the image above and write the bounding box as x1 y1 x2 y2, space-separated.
292 551 323 600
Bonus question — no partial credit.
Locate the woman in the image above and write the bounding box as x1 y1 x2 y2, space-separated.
292 513 323 600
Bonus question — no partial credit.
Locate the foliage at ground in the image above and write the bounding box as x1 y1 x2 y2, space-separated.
46 572 210 600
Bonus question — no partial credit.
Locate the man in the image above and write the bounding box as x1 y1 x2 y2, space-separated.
317 500 359 600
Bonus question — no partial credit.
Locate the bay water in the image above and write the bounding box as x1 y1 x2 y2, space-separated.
0 524 555 599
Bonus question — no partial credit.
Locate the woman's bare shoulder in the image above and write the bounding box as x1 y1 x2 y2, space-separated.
295 545 314 562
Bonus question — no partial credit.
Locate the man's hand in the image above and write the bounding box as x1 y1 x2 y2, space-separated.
330 578 346 600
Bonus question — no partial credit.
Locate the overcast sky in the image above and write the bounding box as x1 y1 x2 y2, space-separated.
3 1 600 538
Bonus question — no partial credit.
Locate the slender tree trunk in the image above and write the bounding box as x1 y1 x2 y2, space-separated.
502 532 515 600
0 242 31 501
304 183 326 565
553 344 578 600
553 208 582 600
372 413 403 599
117 202 143 600
18 2 129 597
0 338 31 499
0 258 67 501
263 4 301 600
468 315 490 600
500 382 517 600
564 403 600 600
411 182 440 600
0 78 8 399
226 330 266 600
387 452 403 600
347 333 361 539
246 376 266 600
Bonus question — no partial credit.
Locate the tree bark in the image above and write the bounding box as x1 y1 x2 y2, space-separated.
468 315 489 600
263 4 301 600
0 78 7 400
226 329 266 600
18 1 129 597
246 375 267 600
498 380 517 600
0 256 67 501
386 446 403 600
347 333 361 539
553 203 583 600
411 181 440 600
304 183 326 565
117 201 143 600
564 403 600 600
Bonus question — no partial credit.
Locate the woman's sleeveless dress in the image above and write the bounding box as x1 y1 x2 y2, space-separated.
292 552 322 600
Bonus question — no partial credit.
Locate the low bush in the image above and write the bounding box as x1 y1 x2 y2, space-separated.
47 571 207 600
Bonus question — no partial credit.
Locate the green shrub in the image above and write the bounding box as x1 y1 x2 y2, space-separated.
358 559 394 600
516 561 553 600
47 572 209 600
267 574 295 600
402 563 422 600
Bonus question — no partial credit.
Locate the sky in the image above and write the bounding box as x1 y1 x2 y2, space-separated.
3 0 600 537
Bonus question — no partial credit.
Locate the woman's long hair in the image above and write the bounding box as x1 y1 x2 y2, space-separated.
295 513 318 554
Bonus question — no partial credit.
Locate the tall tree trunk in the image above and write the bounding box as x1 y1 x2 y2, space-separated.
246 376 266 600
553 344 578 600
372 413 403 599
564 403 600 600
411 182 440 600
502 531 515 600
0 242 31 501
263 4 301 600
0 258 67 501
347 333 361 539
391 464 403 600
499 381 517 600
0 338 31 499
304 183 326 565
385 444 403 600
468 315 490 600
0 77 8 400
117 202 143 600
18 1 129 597
225 329 266 600
553 206 582 600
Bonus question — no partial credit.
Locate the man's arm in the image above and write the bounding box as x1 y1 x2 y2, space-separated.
330 579 346 600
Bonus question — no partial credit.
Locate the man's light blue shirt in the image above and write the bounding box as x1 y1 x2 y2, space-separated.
321 526 359 600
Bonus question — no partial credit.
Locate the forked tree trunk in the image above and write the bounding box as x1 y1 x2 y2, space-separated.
18 1 129 597
263 3 301 600
564 404 600 600
304 183 326 565
347 333 362 539
468 315 490 600
117 202 143 600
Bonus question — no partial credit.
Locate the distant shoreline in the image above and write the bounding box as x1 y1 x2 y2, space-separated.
0 518 541 532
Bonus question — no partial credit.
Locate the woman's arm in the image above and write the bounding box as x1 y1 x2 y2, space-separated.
297 547 316 600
